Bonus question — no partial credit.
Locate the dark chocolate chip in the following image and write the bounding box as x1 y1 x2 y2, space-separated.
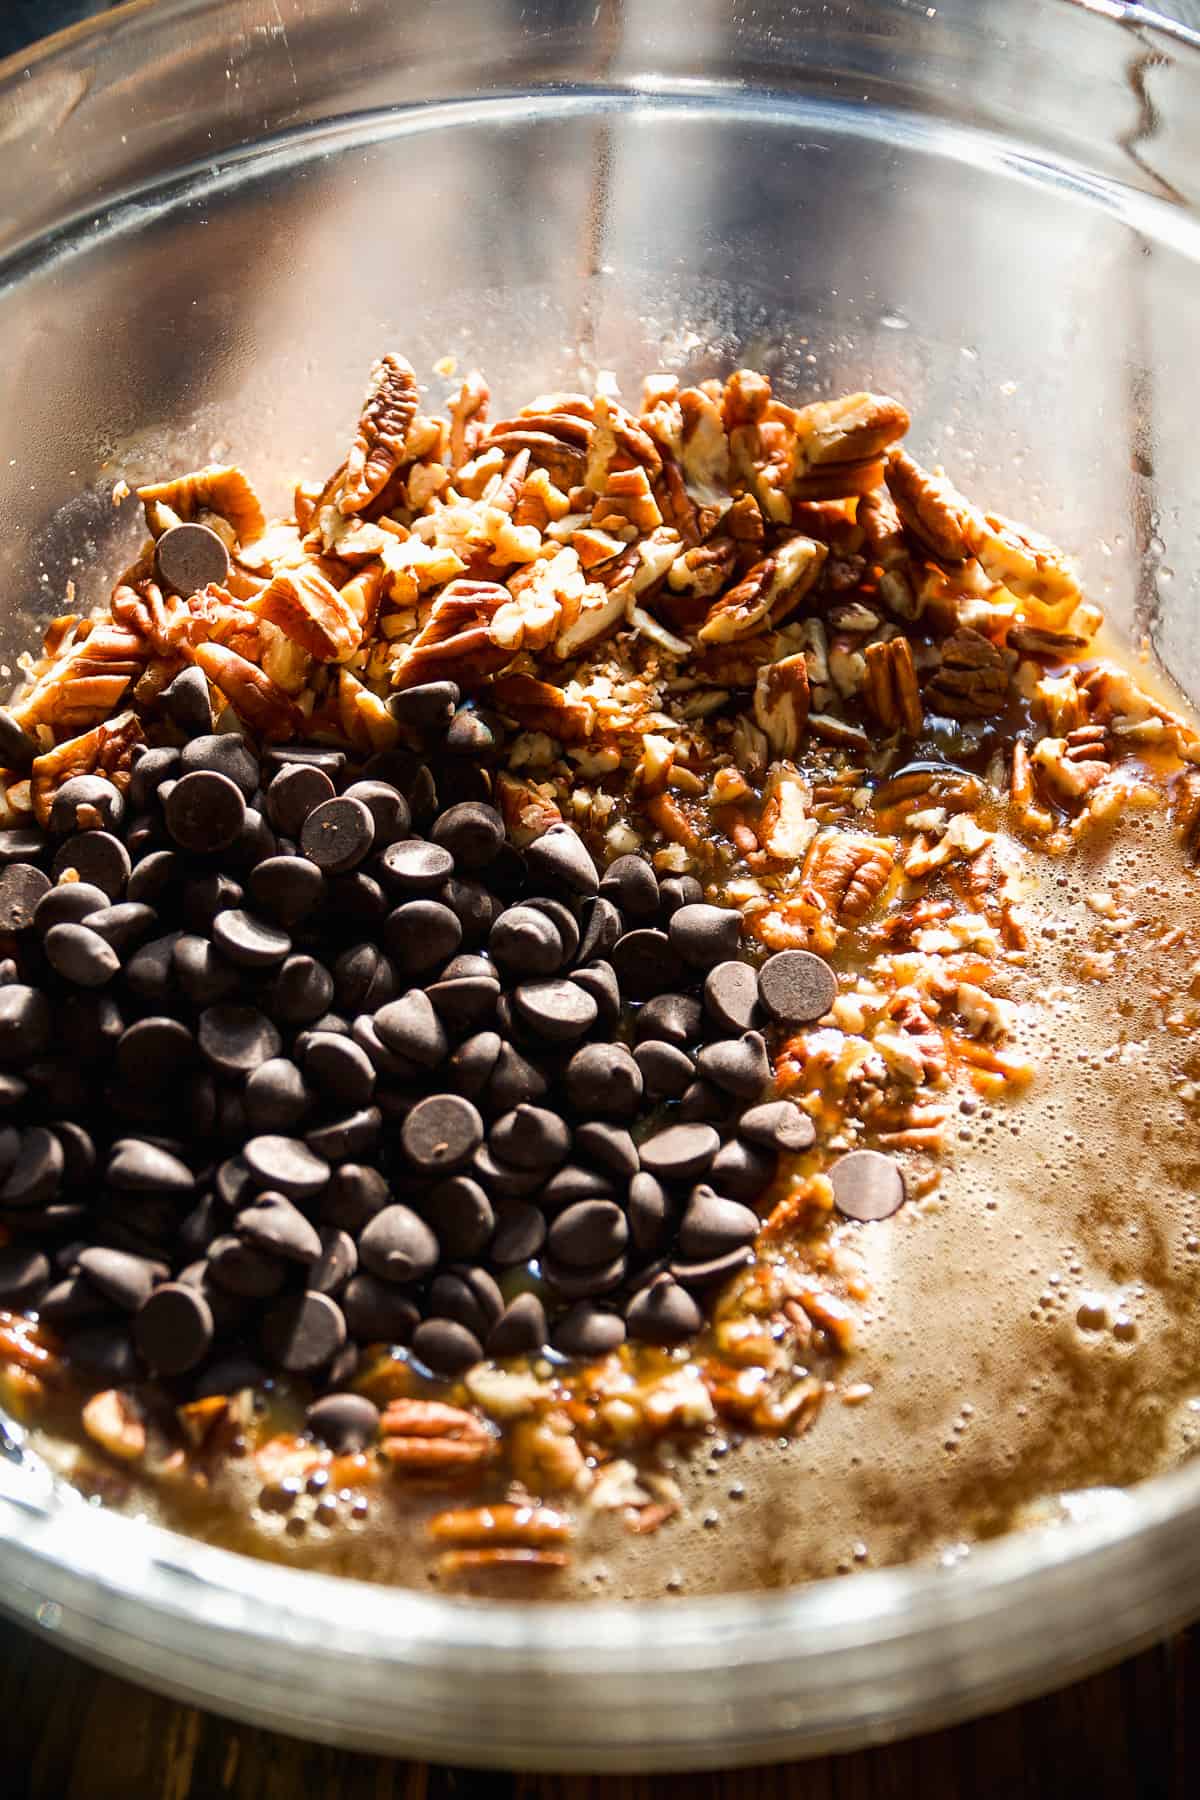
430 801 504 871
0 1245 50 1308
625 1276 702 1343
107 1138 194 1194
569 959 621 1028
374 989 449 1066
210 908 291 970
262 745 347 780
490 1104 570 1171
537 1163 616 1211
267 954 336 1026
76 1246 165 1312
301 1032 376 1108
48 775 125 835
489 1199 547 1264
669 1247 754 1289
487 1291 547 1357
261 1291 346 1372
134 1281 214 1375
305 1392 379 1453
341 1274 418 1344
483 1041 547 1113
667 902 741 969
127 850 179 906
0 709 37 775
244 1134 330 1200
384 899 462 973
85 901 157 955
429 1265 503 1338
171 933 239 1006
552 1301 625 1358
129 745 182 812
0 827 48 865
304 1227 358 1295
679 1185 760 1259
633 1038 694 1100
525 897 580 963
525 823 598 896
702 961 761 1034
377 837 455 895
321 1163 390 1234
387 681 460 736
695 1030 771 1099
43 922 120 987
657 874 704 918
564 1042 642 1120
342 780 411 848
757 949 838 1025
448 1030 502 1100
248 854 325 926
427 970 500 1035
738 1099 815 1154
575 895 623 965
542 1251 626 1299
265 763 336 839
1 1128 64 1209
66 1324 139 1383
154 520 230 595
116 1016 196 1087
198 1005 282 1076
599 854 659 918
237 1192 323 1264
401 1092 484 1174
489 905 564 978
611 928 685 1001
829 1148 906 1222
512 977 597 1042
710 1136 777 1202
159 663 214 735
180 734 260 800
438 876 498 944
628 1170 671 1253
359 1204 439 1283
412 1317 483 1375
51 830 130 898
547 1199 628 1269
678 1078 737 1124
300 796 375 873
0 864 49 932
575 1121 639 1179
444 707 497 757
639 1122 719 1181
425 1175 494 1259
332 942 397 1013
35 881 109 933
165 770 247 853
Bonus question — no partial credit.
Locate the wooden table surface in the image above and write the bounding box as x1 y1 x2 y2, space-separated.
4 1614 1196 1799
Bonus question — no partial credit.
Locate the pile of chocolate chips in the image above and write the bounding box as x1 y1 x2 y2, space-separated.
0 680 837 1436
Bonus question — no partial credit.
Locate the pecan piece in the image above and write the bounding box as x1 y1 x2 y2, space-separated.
864 636 923 736
379 1399 497 1474
29 710 143 827
491 672 595 743
885 449 972 562
753 653 810 758
250 565 362 663
802 830 894 920
341 352 421 515
138 465 266 545
788 392 911 500
697 535 826 643
436 1548 570 1575
191 641 304 741
428 1502 572 1546
963 510 1082 630
496 773 562 846
81 1388 146 1463
925 627 1011 718
448 371 490 471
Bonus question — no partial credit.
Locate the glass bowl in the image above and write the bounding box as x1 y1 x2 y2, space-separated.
2 0 1200 1768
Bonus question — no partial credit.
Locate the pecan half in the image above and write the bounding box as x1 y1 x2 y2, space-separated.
697 535 826 644
802 830 894 920
191 641 304 740
250 565 361 663
885 449 971 562
379 1399 497 1473
864 636 923 735
491 672 595 743
341 353 421 515
138 465 266 546
428 1502 572 1546
925 627 1011 718
753 653 810 758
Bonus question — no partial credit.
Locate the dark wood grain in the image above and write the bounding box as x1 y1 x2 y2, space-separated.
4 1617 1196 1800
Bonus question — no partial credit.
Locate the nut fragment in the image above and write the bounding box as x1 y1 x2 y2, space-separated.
81 1388 146 1462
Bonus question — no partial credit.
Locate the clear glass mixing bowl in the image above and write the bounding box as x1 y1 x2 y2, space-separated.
3 0 1200 1769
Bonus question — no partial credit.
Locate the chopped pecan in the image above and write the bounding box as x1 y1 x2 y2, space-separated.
697 535 826 644
491 672 594 743
29 710 143 827
341 352 421 515
510 1408 588 1493
250 564 361 663
885 448 971 562
802 830 894 920
496 772 562 845
925 627 1011 717
81 1388 146 1463
757 764 817 863
448 371 490 470
963 510 1082 630
753 653 810 758
677 386 731 506
788 392 911 499
12 619 147 735
428 1503 572 1546
191 641 304 740
379 1399 497 1473
138 465 266 545
864 636 923 735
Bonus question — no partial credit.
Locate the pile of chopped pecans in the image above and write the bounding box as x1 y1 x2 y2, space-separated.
3 352 1199 1582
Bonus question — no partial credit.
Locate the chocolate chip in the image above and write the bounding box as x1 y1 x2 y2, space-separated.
657 874 704 918
107 1138 194 1194
243 1134 330 1201
738 1099 815 1154
1 1128 63 1209
342 780 411 848
39 1271 112 1325
127 850 179 906
332 942 397 1014
625 1276 702 1343
639 1122 719 1181
757 949 838 1024
359 1204 439 1283
298 1033 374 1109
525 823 599 896
180 733 260 799
438 876 498 944
412 1317 483 1375
679 1185 760 1259
513 977 597 1042
471 1144 544 1200
51 830 130 898
300 796 375 873
198 1004 281 1076
0 827 48 865
0 1245 50 1308
484 1042 547 1113
192 1353 267 1399
378 837 455 895
427 969 500 1035
695 1030 771 1099
430 1265 503 1338
669 1247 754 1290
306 1392 379 1453
268 954 336 1027
631 992 700 1049
564 1042 643 1119
599 854 659 919
35 881 109 934
0 709 37 775
548 1199 628 1269
159 664 213 736
66 1324 139 1383
678 1079 738 1125
489 905 564 978
542 1251 626 1299
129 745 181 811
77 1246 164 1312
133 1280 214 1374
0 864 49 932
575 895 623 966
490 1104 570 1170
537 1163 617 1210
430 801 504 871
633 1038 694 1100
829 1149 906 1222
341 1274 419 1344
569 960 621 1028
214 1155 254 1210
374 989 449 1066
667 902 741 970
305 1226 358 1295
265 763 336 839
154 520 230 595
49 775 125 836
710 1136 776 1201
86 902 156 955
487 1291 547 1357
612 927 687 1002
237 1192 323 1264
702 965 759 1042
351 1013 417 1081
552 1300 625 1358
322 1163 390 1234
165 770 247 853
261 1291 346 1372
490 1200 547 1264
628 1171 671 1253
249 855 325 927
425 1175 494 1259
387 681 460 736
43 922 121 988
384 899 462 973
401 1093 484 1173
449 1030 502 1100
